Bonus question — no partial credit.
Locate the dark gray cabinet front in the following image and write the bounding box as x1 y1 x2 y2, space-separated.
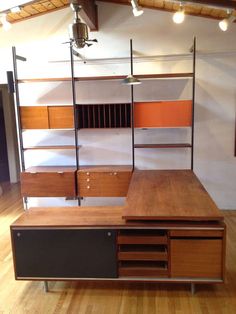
12 229 117 279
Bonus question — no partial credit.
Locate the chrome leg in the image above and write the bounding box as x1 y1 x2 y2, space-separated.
44 281 49 293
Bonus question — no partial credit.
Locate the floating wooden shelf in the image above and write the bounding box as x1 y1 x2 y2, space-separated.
134 143 192 149
17 73 193 83
23 145 80 150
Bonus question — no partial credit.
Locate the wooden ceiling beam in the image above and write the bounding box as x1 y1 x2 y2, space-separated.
71 0 98 31
190 1 236 9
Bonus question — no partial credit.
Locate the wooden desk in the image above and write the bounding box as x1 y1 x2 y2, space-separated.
10 170 226 289
123 170 223 221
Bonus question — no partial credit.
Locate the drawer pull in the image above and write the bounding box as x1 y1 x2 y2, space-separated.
114 172 117 175
57 171 64 174
86 172 90 176
87 186 90 189
107 232 112 237
86 178 90 182
30 172 37 174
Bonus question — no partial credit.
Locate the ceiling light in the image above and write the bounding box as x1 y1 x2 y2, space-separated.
0 13 12 31
10 6 21 13
131 0 143 17
173 3 185 24
219 10 235 31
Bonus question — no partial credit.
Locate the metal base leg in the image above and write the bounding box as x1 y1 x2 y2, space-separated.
191 283 196 295
43 281 49 293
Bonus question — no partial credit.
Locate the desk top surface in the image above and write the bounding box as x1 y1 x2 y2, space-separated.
123 170 223 221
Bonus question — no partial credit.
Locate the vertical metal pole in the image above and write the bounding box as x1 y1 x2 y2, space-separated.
191 37 196 171
43 281 49 293
191 283 196 295
70 44 80 206
12 47 28 209
130 39 135 171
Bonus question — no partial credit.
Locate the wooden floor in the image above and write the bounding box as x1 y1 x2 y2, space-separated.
1 183 236 314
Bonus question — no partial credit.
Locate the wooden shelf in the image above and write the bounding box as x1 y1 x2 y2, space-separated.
23 145 80 151
134 143 192 149
24 166 77 173
79 165 133 172
17 73 193 83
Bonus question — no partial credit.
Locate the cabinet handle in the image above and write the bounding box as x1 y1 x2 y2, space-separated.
57 171 64 174
17 232 21 237
114 172 117 175
30 172 37 174
86 172 90 176
86 178 90 182
107 232 112 237
87 186 90 189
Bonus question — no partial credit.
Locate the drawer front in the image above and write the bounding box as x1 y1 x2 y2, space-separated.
48 106 74 129
170 239 223 279
20 106 49 129
12 229 117 279
21 172 76 197
78 171 132 197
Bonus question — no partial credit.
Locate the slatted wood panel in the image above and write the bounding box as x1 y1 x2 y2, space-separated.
77 103 131 128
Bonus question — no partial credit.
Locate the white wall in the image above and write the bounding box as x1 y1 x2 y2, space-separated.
0 2 235 208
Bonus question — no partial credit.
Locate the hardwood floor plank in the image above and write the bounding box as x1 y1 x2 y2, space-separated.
0 184 236 313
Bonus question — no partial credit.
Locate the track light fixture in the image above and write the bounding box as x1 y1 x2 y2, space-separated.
10 6 22 14
173 2 185 24
0 13 12 31
219 10 235 31
131 0 144 17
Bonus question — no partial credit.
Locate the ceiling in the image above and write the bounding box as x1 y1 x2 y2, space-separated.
2 0 236 28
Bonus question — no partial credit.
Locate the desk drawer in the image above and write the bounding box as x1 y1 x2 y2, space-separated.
78 171 132 197
21 171 76 197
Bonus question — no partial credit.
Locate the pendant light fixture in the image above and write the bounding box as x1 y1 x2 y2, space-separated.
123 39 141 85
173 2 185 24
131 0 144 17
219 10 235 31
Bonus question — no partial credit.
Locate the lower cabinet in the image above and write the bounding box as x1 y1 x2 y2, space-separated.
12 229 117 279
11 227 225 282
170 230 224 280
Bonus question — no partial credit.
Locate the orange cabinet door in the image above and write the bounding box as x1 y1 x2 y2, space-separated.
20 106 49 129
48 106 74 129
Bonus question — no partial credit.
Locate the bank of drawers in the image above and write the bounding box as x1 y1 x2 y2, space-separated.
21 166 133 198
78 166 133 197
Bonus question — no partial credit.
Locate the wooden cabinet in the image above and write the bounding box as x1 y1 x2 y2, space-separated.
20 106 49 129
21 166 76 197
134 100 192 128
11 229 117 279
48 106 74 129
170 230 224 279
78 166 133 197
20 106 74 129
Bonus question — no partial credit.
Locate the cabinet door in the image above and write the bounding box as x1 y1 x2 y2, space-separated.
170 238 223 279
12 229 117 279
78 171 132 197
20 106 49 129
20 171 76 197
48 106 74 129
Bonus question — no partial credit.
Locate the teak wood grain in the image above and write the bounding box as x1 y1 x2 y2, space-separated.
118 251 168 261
170 239 223 279
78 166 132 197
123 170 223 221
21 167 76 197
48 106 74 129
20 106 49 129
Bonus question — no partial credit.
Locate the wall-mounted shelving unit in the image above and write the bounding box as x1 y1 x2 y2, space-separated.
11 37 196 208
